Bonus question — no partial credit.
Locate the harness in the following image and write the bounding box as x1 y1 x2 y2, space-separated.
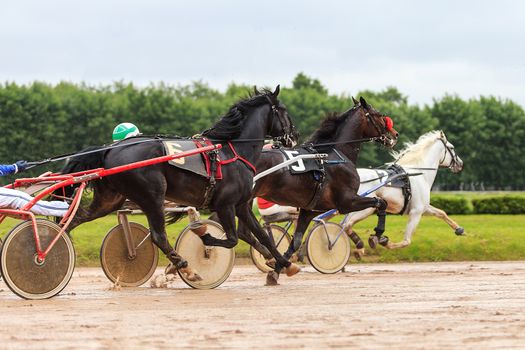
197 140 257 208
387 164 412 215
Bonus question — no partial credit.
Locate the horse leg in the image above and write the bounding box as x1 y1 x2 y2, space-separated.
127 189 201 281
337 196 389 249
209 211 272 259
199 206 239 248
386 209 423 249
282 209 317 262
68 185 125 231
239 221 273 259
424 204 465 235
235 202 301 286
342 207 376 260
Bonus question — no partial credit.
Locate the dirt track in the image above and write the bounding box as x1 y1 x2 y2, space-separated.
0 261 524 349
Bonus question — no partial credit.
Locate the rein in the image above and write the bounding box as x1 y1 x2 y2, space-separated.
304 136 385 148
25 138 162 170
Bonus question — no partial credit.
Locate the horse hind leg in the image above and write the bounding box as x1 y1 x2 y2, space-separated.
342 208 376 259
367 198 390 249
135 196 202 282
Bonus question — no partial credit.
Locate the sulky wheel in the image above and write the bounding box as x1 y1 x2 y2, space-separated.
250 224 291 273
306 222 351 274
100 222 158 287
175 219 234 289
0 219 75 299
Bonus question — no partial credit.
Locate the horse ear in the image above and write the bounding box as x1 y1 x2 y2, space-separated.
440 130 445 138
273 85 280 97
359 96 369 109
352 96 359 106
253 86 260 95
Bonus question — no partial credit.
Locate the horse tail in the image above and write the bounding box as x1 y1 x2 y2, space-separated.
61 146 106 174
56 146 106 198
165 211 186 226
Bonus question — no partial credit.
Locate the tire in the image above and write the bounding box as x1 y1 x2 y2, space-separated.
100 222 158 287
249 224 292 273
174 220 234 289
306 222 350 274
0 219 75 299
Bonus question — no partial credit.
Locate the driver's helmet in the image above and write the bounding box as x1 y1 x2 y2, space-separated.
112 122 140 141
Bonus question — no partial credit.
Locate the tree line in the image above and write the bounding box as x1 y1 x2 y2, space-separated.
1 73 524 189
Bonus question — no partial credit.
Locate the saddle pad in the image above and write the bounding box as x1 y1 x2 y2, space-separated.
385 164 409 188
274 147 324 175
163 140 210 178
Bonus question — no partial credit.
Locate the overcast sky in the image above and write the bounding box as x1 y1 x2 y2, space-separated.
1 0 524 106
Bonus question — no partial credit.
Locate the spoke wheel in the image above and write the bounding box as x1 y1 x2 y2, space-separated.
100 222 158 287
175 220 234 289
306 222 350 274
250 224 291 273
1 219 75 299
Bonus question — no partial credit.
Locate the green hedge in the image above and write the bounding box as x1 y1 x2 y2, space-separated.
429 193 525 214
472 195 525 214
430 195 471 214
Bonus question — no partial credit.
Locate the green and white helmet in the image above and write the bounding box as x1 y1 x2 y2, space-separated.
112 122 140 141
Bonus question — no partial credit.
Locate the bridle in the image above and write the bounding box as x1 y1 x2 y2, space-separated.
365 110 394 146
265 96 296 146
438 136 460 170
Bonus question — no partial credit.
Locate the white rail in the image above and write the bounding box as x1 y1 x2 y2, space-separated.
253 153 328 184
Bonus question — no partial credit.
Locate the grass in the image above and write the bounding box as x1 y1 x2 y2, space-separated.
1 213 524 266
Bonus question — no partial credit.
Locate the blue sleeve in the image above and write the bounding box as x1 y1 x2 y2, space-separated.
0 164 16 176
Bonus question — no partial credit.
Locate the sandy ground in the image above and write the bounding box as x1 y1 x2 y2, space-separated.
0 261 524 349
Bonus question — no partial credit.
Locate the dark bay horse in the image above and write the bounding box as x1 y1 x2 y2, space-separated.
240 97 399 283
62 86 301 280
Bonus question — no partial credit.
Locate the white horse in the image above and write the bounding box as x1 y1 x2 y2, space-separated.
343 130 464 256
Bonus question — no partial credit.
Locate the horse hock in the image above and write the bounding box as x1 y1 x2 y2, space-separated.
369 198 389 249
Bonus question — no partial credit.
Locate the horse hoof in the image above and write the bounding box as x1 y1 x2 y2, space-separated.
455 227 465 236
164 263 177 275
285 263 301 277
265 258 276 269
368 235 378 249
353 251 362 261
188 273 203 282
265 271 279 286
378 235 389 247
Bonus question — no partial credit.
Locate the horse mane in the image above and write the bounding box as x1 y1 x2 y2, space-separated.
391 130 443 165
202 90 274 140
306 108 355 145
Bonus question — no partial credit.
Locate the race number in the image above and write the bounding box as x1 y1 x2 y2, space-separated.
283 150 306 172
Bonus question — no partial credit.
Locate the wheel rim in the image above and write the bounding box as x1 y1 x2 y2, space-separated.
307 222 350 274
100 222 158 287
175 220 234 289
250 225 291 273
1 219 75 299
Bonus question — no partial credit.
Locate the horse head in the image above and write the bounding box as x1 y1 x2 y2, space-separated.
355 96 398 148
438 131 463 173
261 85 298 147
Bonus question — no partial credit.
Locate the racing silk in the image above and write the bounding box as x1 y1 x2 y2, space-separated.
0 187 69 217
0 164 16 176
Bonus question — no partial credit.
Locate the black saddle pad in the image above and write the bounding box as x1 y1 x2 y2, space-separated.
163 140 208 178
273 147 324 175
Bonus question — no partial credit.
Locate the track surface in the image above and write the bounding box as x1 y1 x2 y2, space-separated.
0 261 524 349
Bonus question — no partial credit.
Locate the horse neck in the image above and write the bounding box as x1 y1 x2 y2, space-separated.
400 140 444 185
333 116 365 163
226 107 268 164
